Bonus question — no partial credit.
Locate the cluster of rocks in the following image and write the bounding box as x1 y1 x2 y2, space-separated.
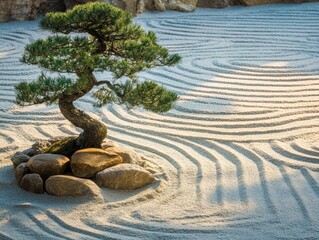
11 139 155 198
1 0 318 22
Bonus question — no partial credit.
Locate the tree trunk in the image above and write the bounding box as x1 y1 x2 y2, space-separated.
57 71 107 151
59 99 107 149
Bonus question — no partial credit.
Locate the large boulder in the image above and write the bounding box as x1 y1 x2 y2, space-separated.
65 0 140 14
15 163 30 186
11 152 31 168
96 163 155 190
27 153 70 180
71 148 122 178
166 0 197 11
2 0 319 22
0 0 65 22
45 175 101 197
20 173 44 194
64 0 95 9
197 0 236 8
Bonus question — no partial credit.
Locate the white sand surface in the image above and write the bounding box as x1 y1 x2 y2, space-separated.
1 3 319 239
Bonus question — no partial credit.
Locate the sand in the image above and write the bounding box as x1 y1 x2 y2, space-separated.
1 2 319 239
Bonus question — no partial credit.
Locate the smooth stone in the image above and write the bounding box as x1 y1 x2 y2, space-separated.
45 175 101 197
96 163 155 190
27 153 70 180
105 146 143 165
71 148 122 178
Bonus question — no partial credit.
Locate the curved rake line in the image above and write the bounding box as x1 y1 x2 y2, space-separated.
204 140 248 204
300 168 319 198
44 210 120 240
104 109 205 203
25 211 75 240
279 165 311 222
229 142 278 216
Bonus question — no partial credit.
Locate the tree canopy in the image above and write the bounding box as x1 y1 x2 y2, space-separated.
16 2 181 113
15 2 181 151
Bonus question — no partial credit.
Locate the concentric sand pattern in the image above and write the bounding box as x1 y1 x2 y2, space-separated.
1 3 319 239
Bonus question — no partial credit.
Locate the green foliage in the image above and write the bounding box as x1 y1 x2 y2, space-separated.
93 81 179 113
40 3 135 36
17 2 181 114
22 36 106 73
15 73 88 105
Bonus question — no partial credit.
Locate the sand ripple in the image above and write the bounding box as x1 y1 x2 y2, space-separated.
1 3 319 239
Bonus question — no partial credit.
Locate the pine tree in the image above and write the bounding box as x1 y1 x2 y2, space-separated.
15 2 181 155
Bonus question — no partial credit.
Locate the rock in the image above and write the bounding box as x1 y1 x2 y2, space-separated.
154 0 166 11
15 163 30 186
27 153 70 180
45 175 101 197
105 146 143 165
197 0 236 8
31 136 77 155
0 0 65 22
21 148 36 157
71 148 122 178
64 0 93 9
137 0 145 13
20 173 44 194
96 163 155 190
101 139 117 149
167 2 195 11
65 0 140 14
239 0 316 6
1 0 319 22
11 152 31 168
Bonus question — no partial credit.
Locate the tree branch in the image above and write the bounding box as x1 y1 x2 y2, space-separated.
95 80 112 88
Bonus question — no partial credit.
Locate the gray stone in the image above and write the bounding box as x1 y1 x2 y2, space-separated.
20 173 44 194
11 152 31 168
15 163 30 186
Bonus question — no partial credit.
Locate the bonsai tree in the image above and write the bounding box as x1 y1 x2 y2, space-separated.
15 2 181 156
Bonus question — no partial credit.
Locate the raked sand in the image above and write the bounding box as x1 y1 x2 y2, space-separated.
1 3 319 239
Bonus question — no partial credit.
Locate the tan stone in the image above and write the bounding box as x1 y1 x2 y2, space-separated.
105 146 143 165
15 163 30 186
71 148 122 178
20 173 44 194
96 163 155 190
101 139 117 149
154 0 166 10
45 175 101 197
27 153 70 180
137 0 145 13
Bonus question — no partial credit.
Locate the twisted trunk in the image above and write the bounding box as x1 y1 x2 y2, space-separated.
59 99 107 149
57 71 107 153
